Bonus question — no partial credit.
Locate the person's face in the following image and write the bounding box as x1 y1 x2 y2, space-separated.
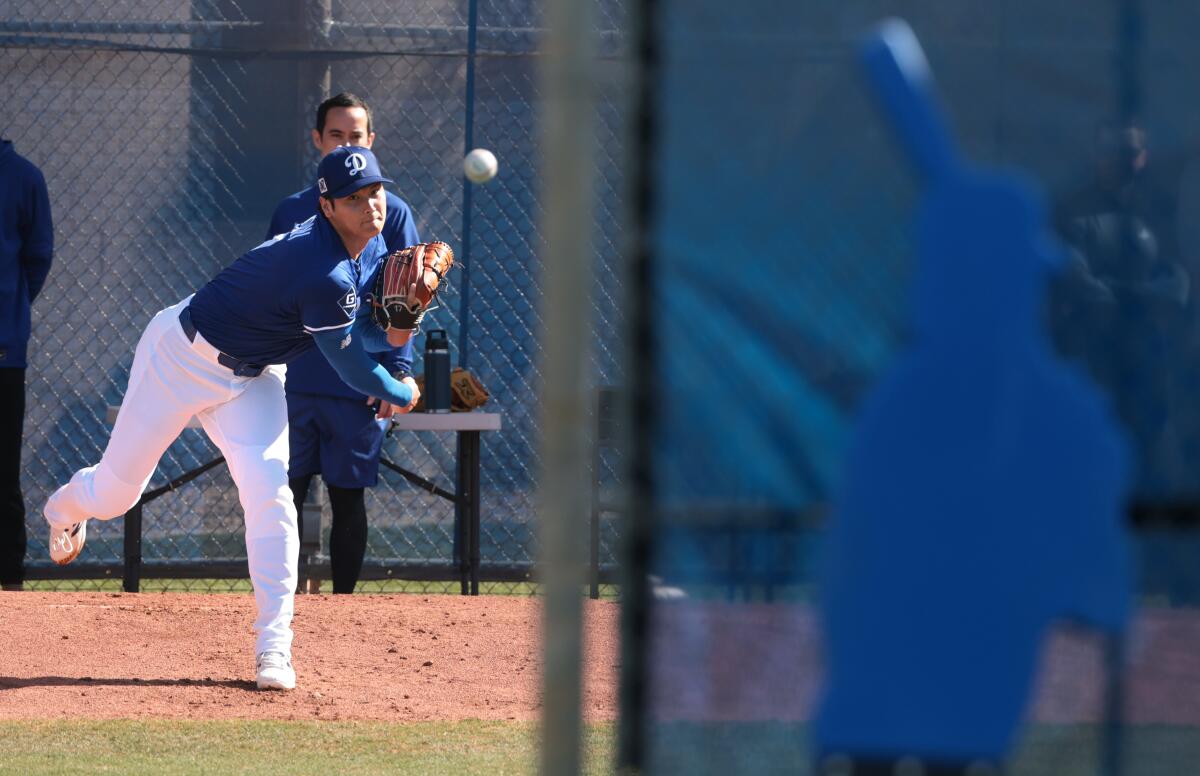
313 107 375 157
320 182 387 243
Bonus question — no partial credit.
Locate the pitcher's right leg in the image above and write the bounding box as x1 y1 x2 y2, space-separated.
44 302 210 562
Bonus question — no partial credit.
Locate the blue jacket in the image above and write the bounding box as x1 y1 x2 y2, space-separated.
267 185 419 400
0 139 53 369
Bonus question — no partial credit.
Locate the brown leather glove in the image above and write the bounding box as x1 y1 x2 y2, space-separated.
371 241 455 332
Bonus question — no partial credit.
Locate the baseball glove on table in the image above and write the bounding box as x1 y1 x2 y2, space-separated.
408 368 490 413
372 241 455 331
449 367 490 411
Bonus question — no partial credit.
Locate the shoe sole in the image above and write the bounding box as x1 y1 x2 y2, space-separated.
256 677 296 691
51 523 86 566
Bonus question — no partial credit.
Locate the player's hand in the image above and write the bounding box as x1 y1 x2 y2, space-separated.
367 396 399 420
396 377 420 415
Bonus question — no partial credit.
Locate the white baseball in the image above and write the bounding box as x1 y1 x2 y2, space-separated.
463 148 499 184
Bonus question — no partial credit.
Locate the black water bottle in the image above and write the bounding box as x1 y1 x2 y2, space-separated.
424 329 452 413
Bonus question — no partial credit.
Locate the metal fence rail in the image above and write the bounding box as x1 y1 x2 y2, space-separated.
4 0 628 592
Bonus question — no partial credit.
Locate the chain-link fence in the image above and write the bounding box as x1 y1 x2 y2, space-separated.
2 0 628 592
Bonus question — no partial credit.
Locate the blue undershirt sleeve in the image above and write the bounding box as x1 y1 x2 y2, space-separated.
352 314 394 354
379 339 415 375
354 293 413 373
311 326 414 407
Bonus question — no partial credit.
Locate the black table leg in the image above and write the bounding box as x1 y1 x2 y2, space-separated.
456 433 470 595
589 493 600 600
123 500 143 593
467 430 481 595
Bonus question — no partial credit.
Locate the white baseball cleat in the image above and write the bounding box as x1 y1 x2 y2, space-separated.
49 521 87 565
255 651 296 691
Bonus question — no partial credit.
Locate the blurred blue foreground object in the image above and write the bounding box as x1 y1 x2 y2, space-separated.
813 17 1133 772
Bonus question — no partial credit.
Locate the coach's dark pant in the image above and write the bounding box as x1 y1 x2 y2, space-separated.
290 475 368 594
0 368 26 585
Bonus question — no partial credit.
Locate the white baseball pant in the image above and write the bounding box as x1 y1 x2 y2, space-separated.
45 297 298 656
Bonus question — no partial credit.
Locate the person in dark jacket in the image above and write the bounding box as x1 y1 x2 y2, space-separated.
0 138 54 592
1050 121 1191 495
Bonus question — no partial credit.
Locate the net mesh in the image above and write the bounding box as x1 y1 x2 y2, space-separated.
640 2 1200 773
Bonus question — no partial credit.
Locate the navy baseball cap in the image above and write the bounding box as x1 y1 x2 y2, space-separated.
316 146 393 199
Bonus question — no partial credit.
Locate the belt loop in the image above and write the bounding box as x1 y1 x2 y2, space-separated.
178 306 198 343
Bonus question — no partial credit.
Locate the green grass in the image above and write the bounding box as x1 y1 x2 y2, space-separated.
20 579 621 598
4 719 1199 775
0 720 616 776
647 721 1200 775
21 578 483 595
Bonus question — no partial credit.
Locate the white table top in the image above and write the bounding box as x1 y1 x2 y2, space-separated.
389 412 502 431
106 405 500 432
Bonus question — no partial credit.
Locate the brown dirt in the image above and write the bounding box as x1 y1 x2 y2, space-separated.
0 592 619 722
7 592 1196 728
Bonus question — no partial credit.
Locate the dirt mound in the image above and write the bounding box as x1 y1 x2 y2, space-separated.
0 592 618 722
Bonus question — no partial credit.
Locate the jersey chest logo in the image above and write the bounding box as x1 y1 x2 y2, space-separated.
340 289 358 318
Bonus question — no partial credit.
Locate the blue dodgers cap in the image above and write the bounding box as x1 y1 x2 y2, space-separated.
316 146 394 199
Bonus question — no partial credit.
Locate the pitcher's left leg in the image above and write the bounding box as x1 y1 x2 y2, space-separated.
200 366 298 663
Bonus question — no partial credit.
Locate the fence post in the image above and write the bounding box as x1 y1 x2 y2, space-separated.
539 0 599 771
456 0 481 371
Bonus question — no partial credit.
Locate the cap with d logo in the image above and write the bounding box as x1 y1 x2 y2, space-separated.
316 145 394 199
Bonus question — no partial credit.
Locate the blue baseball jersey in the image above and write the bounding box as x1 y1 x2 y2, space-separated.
188 214 385 366
267 184 420 399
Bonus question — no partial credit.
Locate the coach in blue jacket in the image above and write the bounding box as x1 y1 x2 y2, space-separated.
266 93 421 594
0 138 53 591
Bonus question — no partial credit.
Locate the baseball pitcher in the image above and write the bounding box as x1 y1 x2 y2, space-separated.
42 146 453 691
